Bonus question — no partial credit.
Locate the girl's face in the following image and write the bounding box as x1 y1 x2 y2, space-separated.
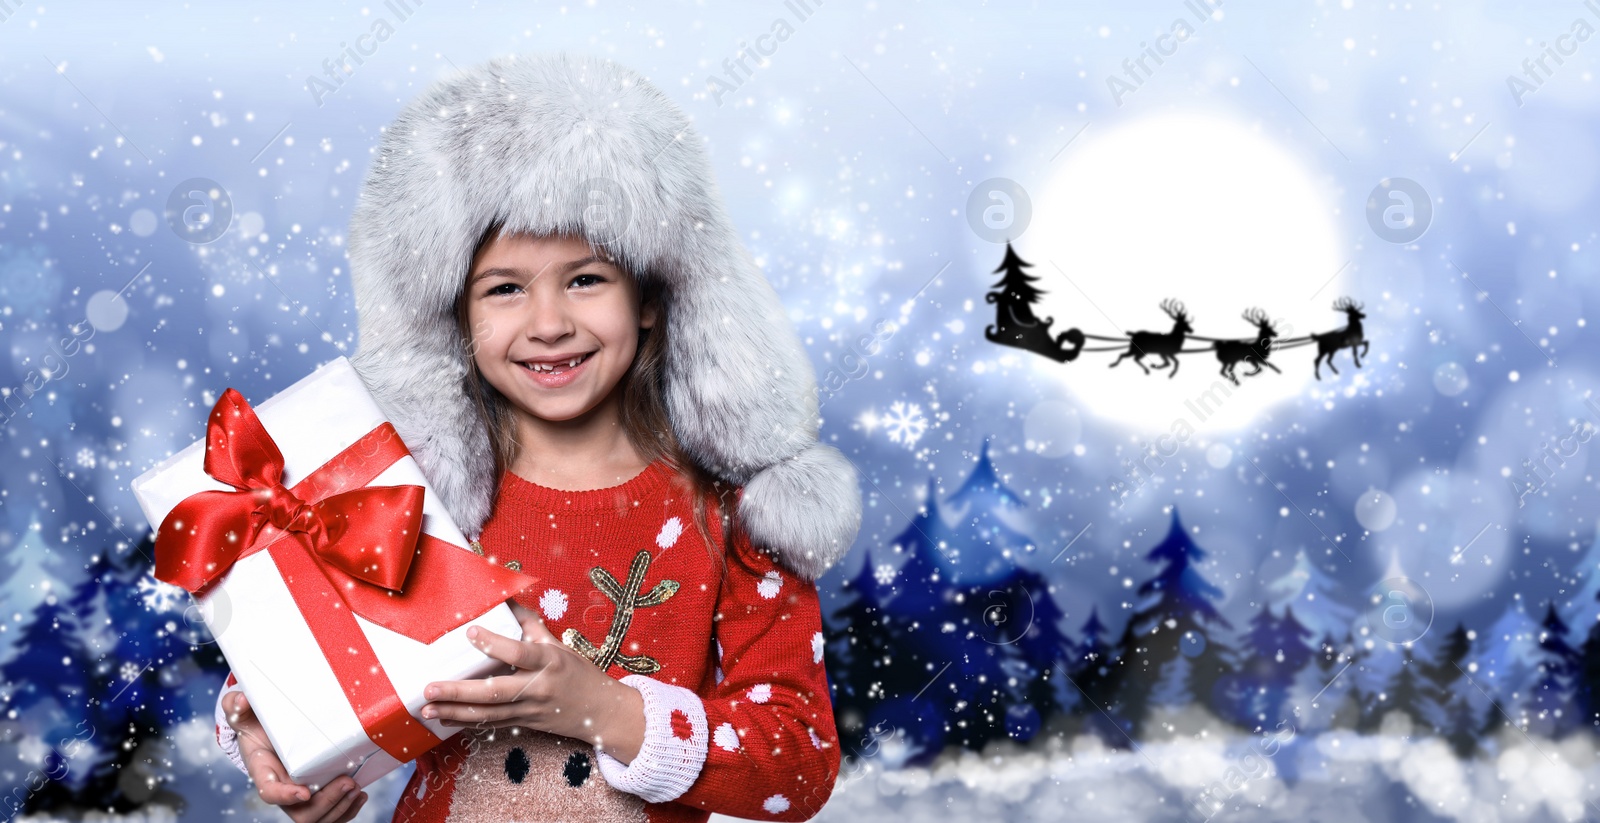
465 232 657 428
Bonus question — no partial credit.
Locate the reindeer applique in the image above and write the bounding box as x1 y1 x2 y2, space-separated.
562 550 680 674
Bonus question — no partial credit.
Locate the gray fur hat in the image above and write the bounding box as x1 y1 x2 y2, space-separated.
345 52 860 581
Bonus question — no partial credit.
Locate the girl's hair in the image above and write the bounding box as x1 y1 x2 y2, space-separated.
456 220 758 583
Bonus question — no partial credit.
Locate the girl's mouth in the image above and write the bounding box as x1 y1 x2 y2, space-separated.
518 352 593 387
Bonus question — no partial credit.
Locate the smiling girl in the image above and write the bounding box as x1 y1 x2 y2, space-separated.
212 52 861 823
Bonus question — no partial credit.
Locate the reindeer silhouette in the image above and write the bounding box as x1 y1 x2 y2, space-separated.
1313 296 1368 380
1110 299 1192 378
1213 307 1281 387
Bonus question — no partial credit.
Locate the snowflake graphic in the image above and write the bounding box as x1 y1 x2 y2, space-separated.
75 448 97 469
874 563 897 586
137 575 187 613
119 661 142 683
882 401 927 448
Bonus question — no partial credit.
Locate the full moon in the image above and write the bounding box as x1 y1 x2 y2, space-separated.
1020 113 1346 433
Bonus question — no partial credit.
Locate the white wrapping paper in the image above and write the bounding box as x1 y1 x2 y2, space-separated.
131 356 521 790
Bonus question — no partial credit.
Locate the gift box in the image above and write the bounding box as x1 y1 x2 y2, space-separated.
131 356 536 791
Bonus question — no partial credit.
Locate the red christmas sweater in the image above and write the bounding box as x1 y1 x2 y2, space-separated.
213 458 841 822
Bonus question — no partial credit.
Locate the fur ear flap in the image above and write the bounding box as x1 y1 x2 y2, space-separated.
737 446 861 582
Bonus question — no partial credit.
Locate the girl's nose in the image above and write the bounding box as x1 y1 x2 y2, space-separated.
522 292 575 342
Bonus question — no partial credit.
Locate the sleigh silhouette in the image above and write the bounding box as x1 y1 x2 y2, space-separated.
981 242 1369 382
984 294 1086 362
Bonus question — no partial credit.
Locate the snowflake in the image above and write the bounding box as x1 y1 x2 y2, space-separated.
119 661 142 682
874 563 897 586
882 401 927 448
75 448 96 469
137 575 187 613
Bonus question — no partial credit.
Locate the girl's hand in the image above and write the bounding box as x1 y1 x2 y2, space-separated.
222 691 369 822
421 601 646 761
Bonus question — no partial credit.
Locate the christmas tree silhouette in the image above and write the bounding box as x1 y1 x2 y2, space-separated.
983 242 1085 362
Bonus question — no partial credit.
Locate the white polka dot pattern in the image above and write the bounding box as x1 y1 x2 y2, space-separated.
539 588 568 621
656 515 683 549
714 721 741 752
756 569 783 599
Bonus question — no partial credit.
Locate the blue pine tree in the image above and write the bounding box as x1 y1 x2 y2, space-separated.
1236 605 1315 729
0 528 72 663
826 550 895 745
1427 624 1472 733
1106 507 1238 738
944 438 1034 584
1381 644 1431 731
1062 602 1113 717
0 590 90 715
870 480 972 763
1528 601 1580 739
6 535 205 816
1579 599 1600 730
1266 549 1356 641
1472 600 1544 735
1001 563 1072 738
1418 622 1475 745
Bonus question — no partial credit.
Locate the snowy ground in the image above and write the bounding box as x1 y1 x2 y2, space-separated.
10 712 1599 822
807 720 1600 823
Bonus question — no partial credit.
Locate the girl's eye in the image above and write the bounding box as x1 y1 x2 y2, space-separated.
571 273 604 288
486 282 520 296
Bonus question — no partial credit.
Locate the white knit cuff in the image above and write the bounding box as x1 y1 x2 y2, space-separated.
594 674 709 803
214 673 249 776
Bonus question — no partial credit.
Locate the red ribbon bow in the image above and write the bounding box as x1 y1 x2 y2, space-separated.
154 387 535 765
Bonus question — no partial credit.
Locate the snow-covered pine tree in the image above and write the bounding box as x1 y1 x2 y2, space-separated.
869 479 992 763
826 550 895 744
1472 599 1545 735
1352 640 1405 734
1527 601 1581 739
1380 644 1431 733
1065 606 1118 737
0 528 71 664
62 539 186 813
1284 630 1354 732
993 563 1071 741
1266 549 1357 642
1235 605 1315 730
0 587 90 716
1104 507 1238 738
943 439 1068 741
1578 599 1600 730
1417 622 1473 735
944 438 1034 584
1319 630 1367 731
